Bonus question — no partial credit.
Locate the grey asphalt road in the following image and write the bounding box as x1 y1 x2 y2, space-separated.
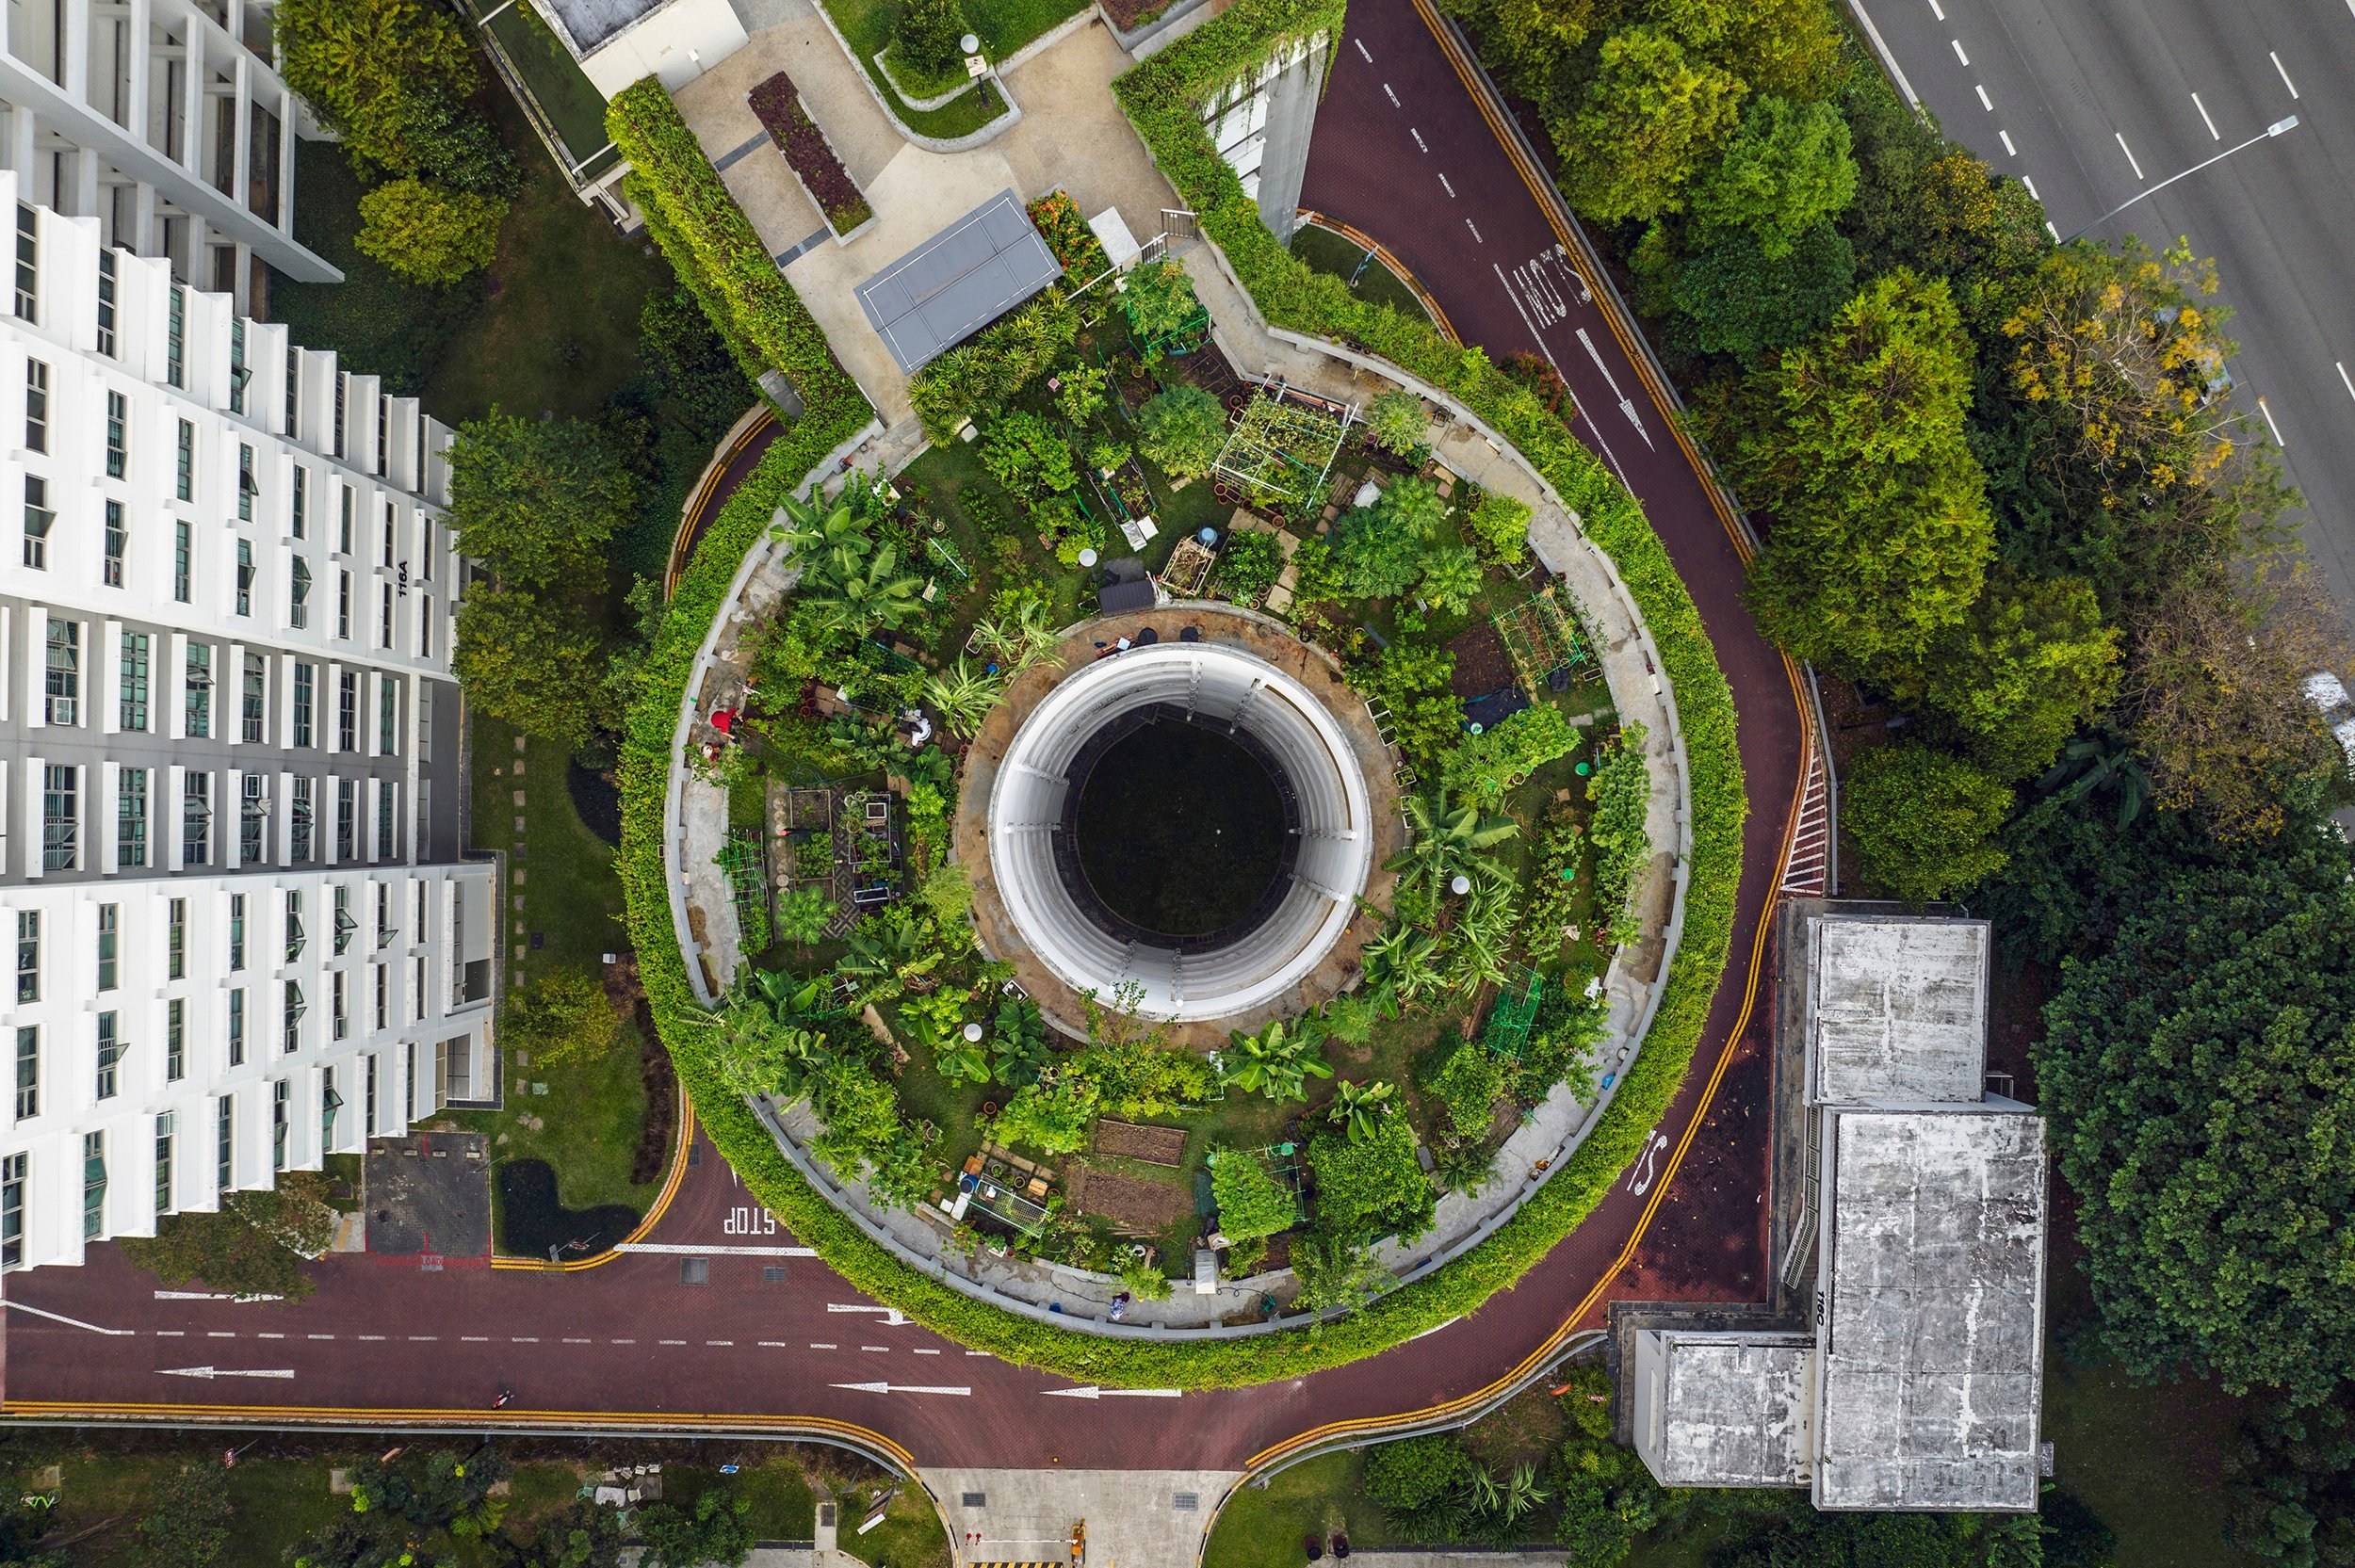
1851 0 2355 635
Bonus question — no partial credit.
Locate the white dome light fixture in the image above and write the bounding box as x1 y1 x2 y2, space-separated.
986 641 1374 1022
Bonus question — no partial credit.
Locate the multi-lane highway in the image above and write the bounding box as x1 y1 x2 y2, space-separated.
1853 0 2355 631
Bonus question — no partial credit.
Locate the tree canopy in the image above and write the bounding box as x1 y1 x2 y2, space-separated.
1688 96 1858 257
1842 741 2011 902
447 413 637 590
1554 28 1746 222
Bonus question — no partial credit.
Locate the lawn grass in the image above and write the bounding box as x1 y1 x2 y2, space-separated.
1202 1453 1397 1568
1290 222 1438 331
449 719 661 1225
821 0 1028 140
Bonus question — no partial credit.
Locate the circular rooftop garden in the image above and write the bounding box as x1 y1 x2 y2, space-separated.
679 216 1666 1332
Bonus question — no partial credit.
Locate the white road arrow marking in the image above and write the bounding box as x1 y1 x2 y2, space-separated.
1042 1384 1186 1399
827 1381 971 1396
158 1366 296 1380
1574 328 1653 449
154 1290 284 1301
826 1303 909 1325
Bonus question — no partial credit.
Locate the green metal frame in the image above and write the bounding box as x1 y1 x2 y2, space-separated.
719 828 771 946
1493 589 1594 696
1479 967 1544 1060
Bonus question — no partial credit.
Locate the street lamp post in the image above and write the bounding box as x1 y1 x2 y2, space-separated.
2064 117 2299 242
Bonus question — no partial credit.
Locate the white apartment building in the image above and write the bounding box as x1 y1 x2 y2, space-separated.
0 0 337 308
0 176 495 1273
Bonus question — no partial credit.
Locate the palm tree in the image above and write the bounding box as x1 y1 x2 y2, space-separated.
1387 790 1518 910
970 597 1060 672
1361 921 1442 1010
702 993 832 1105
1331 1079 1397 1141
806 544 925 636
1219 1015 1334 1102
922 658 1011 737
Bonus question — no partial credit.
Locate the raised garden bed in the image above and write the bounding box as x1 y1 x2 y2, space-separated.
749 71 874 239
1068 1165 1195 1233
1095 1119 1190 1167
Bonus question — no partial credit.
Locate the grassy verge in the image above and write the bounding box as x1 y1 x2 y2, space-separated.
1204 1454 1397 1568
820 0 1090 139
1291 223 1437 330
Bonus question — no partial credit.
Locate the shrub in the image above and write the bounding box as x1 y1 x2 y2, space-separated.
775 886 833 945
1442 703 1577 811
1333 507 1429 598
1421 1037 1507 1141
1054 361 1109 427
1465 491 1533 563
1843 741 2011 900
1308 1115 1436 1241
1557 1364 1616 1439
498 966 618 1068
1210 1149 1297 1242
1417 542 1483 614
1374 475 1448 539
1119 255 1202 340
907 292 1078 438
1136 383 1227 483
355 179 506 284
893 0 972 81
1216 528 1284 600
748 73 872 235
981 412 1080 495
1027 191 1112 286
1585 723 1652 945
1365 1434 1474 1513
1365 387 1430 455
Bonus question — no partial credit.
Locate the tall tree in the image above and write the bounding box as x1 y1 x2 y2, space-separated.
1841 741 2011 901
2036 832 2355 1407
454 581 610 745
1553 28 1746 222
447 413 636 590
275 0 478 168
121 1172 337 1301
1717 267 1994 668
1687 97 1858 258
1883 567 2122 780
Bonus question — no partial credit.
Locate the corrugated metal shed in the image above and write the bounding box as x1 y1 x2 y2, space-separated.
855 190 1062 372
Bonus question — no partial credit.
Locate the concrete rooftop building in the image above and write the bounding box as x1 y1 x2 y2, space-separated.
532 0 750 97
1631 911 2048 1512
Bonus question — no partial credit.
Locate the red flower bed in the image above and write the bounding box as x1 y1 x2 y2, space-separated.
749 72 873 236
1025 190 1112 287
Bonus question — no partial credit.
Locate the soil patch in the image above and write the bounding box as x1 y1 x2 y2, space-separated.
566 759 623 845
1446 619 1517 700
1068 1164 1195 1233
496 1158 642 1260
1094 1119 1189 1167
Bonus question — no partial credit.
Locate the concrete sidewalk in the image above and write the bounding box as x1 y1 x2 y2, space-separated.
919 1466 1242 1567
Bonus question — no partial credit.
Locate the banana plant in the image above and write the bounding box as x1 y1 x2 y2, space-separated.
1331 1079 1397 1141
991 996 1053 1088
1386 789 1519 910
805 544 925 636
1219 1015 1334 1101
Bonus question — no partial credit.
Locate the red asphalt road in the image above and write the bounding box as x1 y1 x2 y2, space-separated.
0 0 1802 1473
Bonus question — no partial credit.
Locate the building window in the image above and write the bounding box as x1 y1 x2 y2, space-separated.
13 913 35 1003
379 678 398 755
181 773 211 865
380 582 394 649
338 671 358 751
229 317 248 414
335 779 357 863
13 1027 36 1120
41 765 77 870
290 778 314 864
104 500 128 587
333 373 346 458
82 1131 106 1240
240 773 266 865
337 570 352 639
292 662 315 746
176 418 194 501
154 1113 174 1216
2 1152 26 1269
365 1054 379 1135
290 558 312 629
185 642 212 736
377 396 389 477
286 342 300 436
22 475 54 569
382 505 396 568
24 358 46 451
95 1011 120 1099
13 913 35 1004
166 284 185 388
228 988 246 1067
283 980 304 1055
334 883 355 954
377 784 396 861
216 1097 234 1190
168 899 187 979
272 1080 289 1171
105 390 127 478
96 904 118 991
117 768 148 866
43 617 77 723
242 654 266 742
235 539 253 616
174 519 192 603
292 466 308 538
95 250 116 356
374 964 388 1031
13 203 37 322
419 599 434 660
410 955 427 1024
333 969 349 1041
119 630 149 730
376 881 394 947
339 484 353 554
167 999 186 1083
237 444 255 522
229 893 247 972
322 1068 341 1149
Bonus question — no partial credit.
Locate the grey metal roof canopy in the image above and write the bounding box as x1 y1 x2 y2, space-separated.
855 189 1064 373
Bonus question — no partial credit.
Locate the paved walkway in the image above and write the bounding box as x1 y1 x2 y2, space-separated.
919 1466 1242 1568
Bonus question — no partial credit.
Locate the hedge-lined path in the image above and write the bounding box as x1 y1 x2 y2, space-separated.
2 0 1801 1486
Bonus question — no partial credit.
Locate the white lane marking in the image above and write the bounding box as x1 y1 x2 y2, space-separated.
2023 174 2041 200
159 1365 295 1380
2046 219 2062 241
1576 327 1654 448
966 1350 992 1356
760 1340 792 1348
1951 38 1970 64
810 1342 840 1350
257 1333 284 1340
658 1338 687 1346
461 1334 490 1342
828 1381 971 1397
826 1303 909 1324
358 1334 387 1341
861 1345 892 1352
1466 218 1484 243
312 1334 339 1341
1382 82 1400 107
1354 36 1371 62
2193 91 2220 139
611 1338 637 1345
511 1336 539 1344
408 1336 437 1343
915 1348 942 1355
154 1290 284 1302
2117 132 2146 180
615 1243 816 1256
1975 83 1992 110
1629 1129 1671 1195
1929 0 1944 15
1437 171 1456 198
4 1301 134 1335
1410 127 1428 153
1042 1385 1187 1399
563 1337 594 1344
706 1340 736 1347
2260 396 2285 445
156 1330 187 1337
2272 51 2300 98
2000 129 2017 155
2335 362 2354 401
207 1331 237 1338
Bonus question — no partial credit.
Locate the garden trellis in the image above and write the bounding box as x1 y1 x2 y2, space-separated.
1493 586 1596 696
1478 967 1543 1060
1212 382 1356 503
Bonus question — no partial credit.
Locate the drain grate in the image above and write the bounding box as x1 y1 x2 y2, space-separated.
680 1257 708 1285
